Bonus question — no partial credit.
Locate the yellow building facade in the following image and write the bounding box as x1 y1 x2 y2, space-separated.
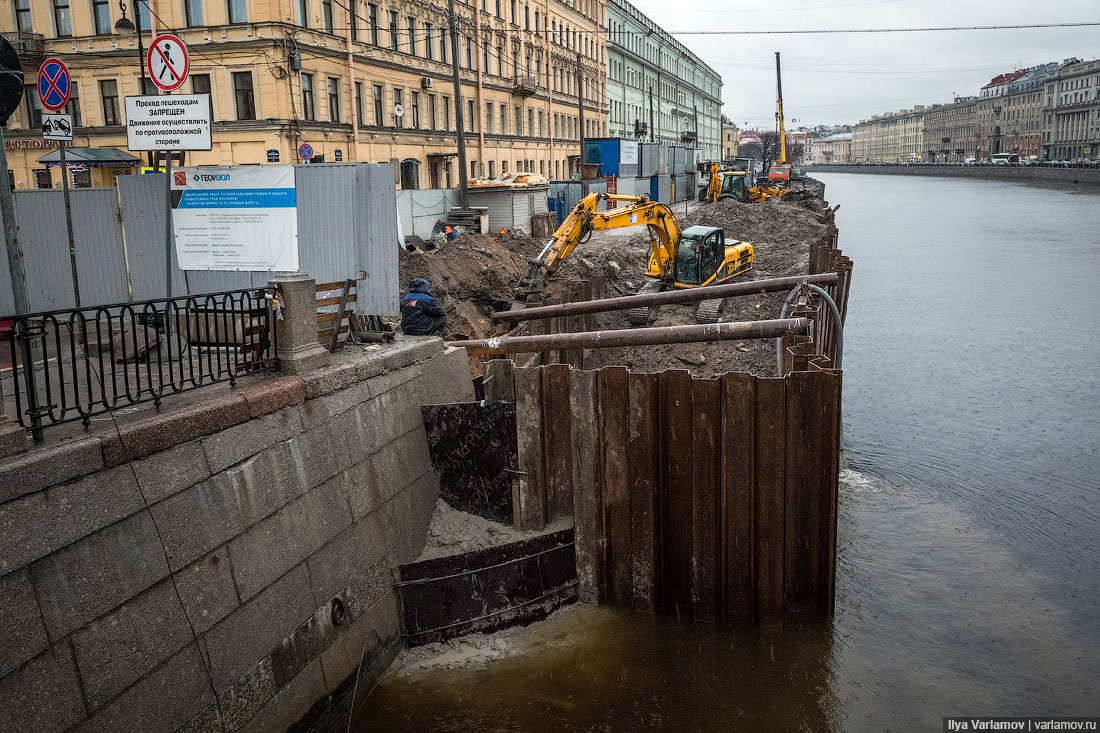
2 0 608 190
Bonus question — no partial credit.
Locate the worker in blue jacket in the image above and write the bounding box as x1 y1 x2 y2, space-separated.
400 277 447 336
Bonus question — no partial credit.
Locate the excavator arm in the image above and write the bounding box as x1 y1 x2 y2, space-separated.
520 193 683 296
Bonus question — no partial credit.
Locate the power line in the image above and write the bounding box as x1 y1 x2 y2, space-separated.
671 21 1100 35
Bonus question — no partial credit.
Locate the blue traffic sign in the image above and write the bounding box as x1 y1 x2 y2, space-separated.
298 143 313 160
37 58 70 112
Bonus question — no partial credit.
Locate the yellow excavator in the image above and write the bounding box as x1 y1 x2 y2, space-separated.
519 192 753 323
702 162 786 204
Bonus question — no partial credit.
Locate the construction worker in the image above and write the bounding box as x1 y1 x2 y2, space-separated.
400 278 447 336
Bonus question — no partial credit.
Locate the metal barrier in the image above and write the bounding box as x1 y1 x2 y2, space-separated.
2 288 275 438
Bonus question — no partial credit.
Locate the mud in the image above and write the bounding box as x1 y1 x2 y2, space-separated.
416 499 574 562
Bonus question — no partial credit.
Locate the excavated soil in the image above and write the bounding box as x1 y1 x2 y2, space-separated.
398 178 829 378
556 181 830 376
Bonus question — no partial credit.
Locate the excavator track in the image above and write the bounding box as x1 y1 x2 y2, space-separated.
694 298 723 324
628 281 664 325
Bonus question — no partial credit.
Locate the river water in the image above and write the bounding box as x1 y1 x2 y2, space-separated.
355 174 1100 731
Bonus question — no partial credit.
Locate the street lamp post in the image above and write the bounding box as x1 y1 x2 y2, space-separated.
115 1 153 167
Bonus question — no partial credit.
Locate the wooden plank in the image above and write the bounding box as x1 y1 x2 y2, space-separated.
720 372 756 621
628 371 659 613
690 377 721 623
598 367 631 605
327 279 356 352
541 364 574 520
660 369 694 618
513 367 547 530
569 369 603 604
483 359 516 402
783 370 818 620
314 280 349 291
315 293 357 307
754 377 786 627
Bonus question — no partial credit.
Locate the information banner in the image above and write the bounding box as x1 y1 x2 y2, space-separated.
125 94 211 151
170 166 298 271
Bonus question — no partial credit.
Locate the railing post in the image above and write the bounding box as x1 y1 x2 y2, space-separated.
268 274 331 375
0 375 27 457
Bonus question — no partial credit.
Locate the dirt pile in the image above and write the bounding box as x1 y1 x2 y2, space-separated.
554 180 830 377
398 230 539 340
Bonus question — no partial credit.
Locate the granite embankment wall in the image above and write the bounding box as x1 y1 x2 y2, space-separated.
0 339 474 733
806 164 1100 187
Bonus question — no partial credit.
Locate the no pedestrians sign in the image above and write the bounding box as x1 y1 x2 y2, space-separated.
147 34 189 92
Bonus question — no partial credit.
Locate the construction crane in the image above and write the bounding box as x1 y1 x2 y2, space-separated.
767 51 792 187
518 193 753 323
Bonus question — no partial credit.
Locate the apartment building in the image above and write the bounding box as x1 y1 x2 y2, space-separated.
851 107 925 162
2 0 608 190
921 96 978 162
975 64 1054 160
604 0 722 160
807 132 851 164
1042 57 1100 161
721 121 738 160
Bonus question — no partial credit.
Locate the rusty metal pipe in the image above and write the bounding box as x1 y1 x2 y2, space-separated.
492 273 839 322
450 318 810 357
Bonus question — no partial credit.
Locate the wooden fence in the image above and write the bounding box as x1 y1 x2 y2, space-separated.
506 363 841 627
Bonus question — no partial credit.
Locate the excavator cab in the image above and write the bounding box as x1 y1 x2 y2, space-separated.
675 226 729 285
719 172 753 202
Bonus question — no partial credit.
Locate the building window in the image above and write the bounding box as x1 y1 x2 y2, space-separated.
483 43 489 73
226 0 247 24
524 4 529 30
355 81 364 124
14 0 32 32
368 4 379 44
515 106 521 135
35 169 52 189
427 94 436 129
233 71 255 119
302 74 316 120
295 0 308 27
373 84 383 125
327 78 340 121
489 160 495 177
465 37 472 69
52 0 72 36
323 0 334 33
411 91 420 128
408 16 416 55
443 95 451 129
184 0 203 26
23 85 42 129
467 99 475 132
64 81 81 126
98 79 118 126
496 0 501 17
440 29 448 63
389 11 398 49
92 0 111 34
394 88 403 127
349 0 359 40
425 23 433 59
510 0 516 24
486 103 493 134
528 108 533 137
191 74 211 120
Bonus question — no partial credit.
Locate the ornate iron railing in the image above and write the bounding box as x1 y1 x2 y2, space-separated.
1 288 276 438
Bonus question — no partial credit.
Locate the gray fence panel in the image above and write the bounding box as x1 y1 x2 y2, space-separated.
295 163 360 286
358 164 399 315
118 174 190 301
9 189 128 312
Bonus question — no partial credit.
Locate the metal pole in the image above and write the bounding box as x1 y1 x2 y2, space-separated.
491 273 840 322
451 317 809 356
576 51 584 175
164 142 173 298
447 0 469 210
136 0 154 168
0 126 28 315
59 144 80 307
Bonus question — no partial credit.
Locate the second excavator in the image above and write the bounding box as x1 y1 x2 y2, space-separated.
517 192 753 324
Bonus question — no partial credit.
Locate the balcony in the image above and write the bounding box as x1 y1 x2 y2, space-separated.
1 31 45 63
512 75 537 97
680 130 697 143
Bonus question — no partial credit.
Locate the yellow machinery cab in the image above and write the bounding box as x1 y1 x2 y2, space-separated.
653 225 753 288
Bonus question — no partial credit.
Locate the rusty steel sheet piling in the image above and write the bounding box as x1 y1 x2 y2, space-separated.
450 318 811 357
490 273 840 323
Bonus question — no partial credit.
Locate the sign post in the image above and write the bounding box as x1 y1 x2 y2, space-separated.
38 58 79 307
146 34 190 298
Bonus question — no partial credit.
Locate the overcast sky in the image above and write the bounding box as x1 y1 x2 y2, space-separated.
627 0 1100 129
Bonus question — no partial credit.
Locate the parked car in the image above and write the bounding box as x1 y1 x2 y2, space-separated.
964 158 977 166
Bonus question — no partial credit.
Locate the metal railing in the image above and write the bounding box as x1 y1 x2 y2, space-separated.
2 288 276 439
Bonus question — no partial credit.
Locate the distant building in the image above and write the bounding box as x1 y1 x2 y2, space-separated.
722 122 739 160
808 133 852 164
605 0 723 160
922 97 979 162
851 107 926 162
976 64 1056 159
1042 57 1100 160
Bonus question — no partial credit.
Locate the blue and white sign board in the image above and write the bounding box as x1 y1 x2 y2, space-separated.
170 166 298 271
298 143 313 160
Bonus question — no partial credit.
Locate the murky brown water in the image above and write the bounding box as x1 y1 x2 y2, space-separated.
354 175 1100 731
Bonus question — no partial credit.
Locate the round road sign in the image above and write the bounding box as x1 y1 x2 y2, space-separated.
37 58 70 111
298 143 314 160
147 34 189 92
